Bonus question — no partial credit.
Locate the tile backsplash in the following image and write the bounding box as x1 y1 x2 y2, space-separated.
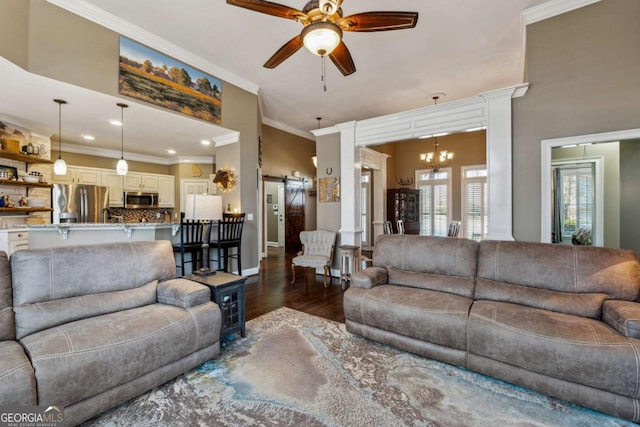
108 208 173 223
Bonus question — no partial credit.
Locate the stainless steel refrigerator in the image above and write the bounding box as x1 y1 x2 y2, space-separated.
52 184 109 224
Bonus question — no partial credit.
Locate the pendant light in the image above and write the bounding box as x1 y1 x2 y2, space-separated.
116 103 128 176
53 99 68 175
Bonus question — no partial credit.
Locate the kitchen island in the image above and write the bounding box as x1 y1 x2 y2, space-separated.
27 222 180 249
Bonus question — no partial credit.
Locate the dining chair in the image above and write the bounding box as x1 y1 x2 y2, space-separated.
396 219 405 234
447 221 461 238
291 230 337 287
383 221 393 234
210 213 245 274
172 212 207 276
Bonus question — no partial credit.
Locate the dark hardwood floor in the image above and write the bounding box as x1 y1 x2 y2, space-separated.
245 247 345 323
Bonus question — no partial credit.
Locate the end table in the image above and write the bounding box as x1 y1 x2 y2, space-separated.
186 272 246 339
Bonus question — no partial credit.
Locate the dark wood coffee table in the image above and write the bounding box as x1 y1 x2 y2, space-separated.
187 272 246 339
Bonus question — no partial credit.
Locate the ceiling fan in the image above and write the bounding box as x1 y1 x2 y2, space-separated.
226 0 419 76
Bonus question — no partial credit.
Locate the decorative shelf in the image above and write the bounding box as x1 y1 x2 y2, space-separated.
0 151 53 165
0 208 53 213
0 179 52 188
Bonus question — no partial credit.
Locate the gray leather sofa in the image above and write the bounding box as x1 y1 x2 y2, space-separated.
344 235 640 422
0 240 222 426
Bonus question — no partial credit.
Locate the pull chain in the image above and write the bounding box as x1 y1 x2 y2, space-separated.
321 55 327 92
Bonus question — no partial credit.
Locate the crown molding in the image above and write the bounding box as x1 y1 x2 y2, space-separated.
262 117 314 141
61 142 212 165
46 0 259 95
523 0 601 25
214 132 240 147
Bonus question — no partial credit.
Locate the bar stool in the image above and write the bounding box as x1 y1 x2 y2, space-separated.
339 245 361 291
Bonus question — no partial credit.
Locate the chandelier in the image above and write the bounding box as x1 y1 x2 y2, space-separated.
419 96 453 172
419 135 453 172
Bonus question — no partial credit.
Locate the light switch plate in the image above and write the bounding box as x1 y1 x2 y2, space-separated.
247 213 254 221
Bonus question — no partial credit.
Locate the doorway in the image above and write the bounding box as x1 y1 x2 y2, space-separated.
262 176 306 256
264 181 284 248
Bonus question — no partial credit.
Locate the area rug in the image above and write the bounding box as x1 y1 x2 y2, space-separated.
83 307 637 426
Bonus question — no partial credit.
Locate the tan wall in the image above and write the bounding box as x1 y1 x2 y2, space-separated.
0 0 29 69
316 132 341 268
513 0 640 242
261 124 316 230
373 130 486 221
620 139 640 256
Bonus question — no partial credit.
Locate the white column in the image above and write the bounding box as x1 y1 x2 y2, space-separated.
336 121 361 246
480 85 527 241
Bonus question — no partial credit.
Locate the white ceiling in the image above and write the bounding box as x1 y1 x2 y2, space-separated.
0 0 555 163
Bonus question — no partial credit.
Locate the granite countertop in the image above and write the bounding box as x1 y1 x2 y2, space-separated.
27 222 178 229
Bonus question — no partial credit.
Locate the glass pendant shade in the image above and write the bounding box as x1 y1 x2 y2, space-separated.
116 102 129 176
116 158 128 176
53 158 67 175
53 98 67 175
302 22 342 56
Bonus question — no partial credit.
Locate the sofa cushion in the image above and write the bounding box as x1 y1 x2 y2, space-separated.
157 278 210 308
388 267 477 299
0 251 14 341
20 302 220 407
474 278 608 319
350 266 388 289
373 235 478 298
603 300 640 339
11 241 176 306
468 300 640 399
477 241 640 301
344 285 473 351
14 280 158 340
0 340 36 405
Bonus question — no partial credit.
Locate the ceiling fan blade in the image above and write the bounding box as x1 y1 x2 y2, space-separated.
226 0 307 22
263 35 304 69
339 11 419 32
329 41 356 76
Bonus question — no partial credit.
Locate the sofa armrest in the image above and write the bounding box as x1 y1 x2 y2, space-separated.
157 278 211 308
603 300 640 339
350 267 388 289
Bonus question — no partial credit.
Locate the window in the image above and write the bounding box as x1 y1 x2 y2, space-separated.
461 166 487 241
415 169 451 236
557 164 594 244
360 171 371 245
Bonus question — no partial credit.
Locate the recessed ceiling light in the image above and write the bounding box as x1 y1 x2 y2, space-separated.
109 119 122 126
82 135 95 141
167 149 176 154
200 139 211 146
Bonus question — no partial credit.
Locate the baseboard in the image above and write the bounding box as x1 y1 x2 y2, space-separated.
267 241 280 247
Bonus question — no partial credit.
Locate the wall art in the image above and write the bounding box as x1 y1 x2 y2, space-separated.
119 37 222 124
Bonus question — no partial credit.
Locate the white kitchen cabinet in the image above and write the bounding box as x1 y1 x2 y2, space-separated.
102 171 124 207
157 176 175 208
123 173 159 192
0 229 29 256
52 166 101 185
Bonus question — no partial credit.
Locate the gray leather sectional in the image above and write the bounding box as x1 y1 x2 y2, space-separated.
0 240 221 426
344 235 640 422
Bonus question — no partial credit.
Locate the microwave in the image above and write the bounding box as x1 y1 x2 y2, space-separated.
124 192 159 209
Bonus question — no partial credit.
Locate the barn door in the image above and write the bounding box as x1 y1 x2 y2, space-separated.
284 178 305 253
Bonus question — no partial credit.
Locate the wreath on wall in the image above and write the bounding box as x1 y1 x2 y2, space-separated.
213 168 235 192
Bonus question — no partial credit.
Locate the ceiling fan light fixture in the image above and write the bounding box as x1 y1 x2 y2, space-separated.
302 21 342 56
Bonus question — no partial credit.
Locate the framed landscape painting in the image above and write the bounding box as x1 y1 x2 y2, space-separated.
119 37 222 124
